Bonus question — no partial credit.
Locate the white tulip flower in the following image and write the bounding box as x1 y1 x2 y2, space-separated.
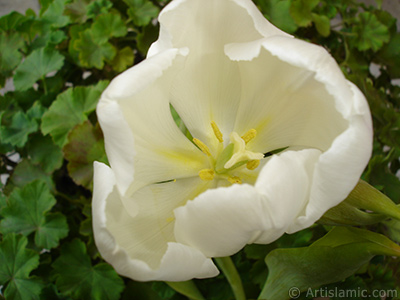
92 0 373 281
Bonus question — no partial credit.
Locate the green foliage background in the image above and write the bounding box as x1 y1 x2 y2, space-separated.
0 0 399 299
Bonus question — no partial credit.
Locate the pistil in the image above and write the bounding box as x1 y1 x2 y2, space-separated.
195 122 263 185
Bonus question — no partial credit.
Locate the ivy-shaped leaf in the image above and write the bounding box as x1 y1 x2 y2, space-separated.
13 47 64 91
0 110 38 147
64 0 90 23
290 0 319 27
0 234 43 300
257 0 297 34
87 0 113 19
41 80 108 147
5 159 54 193
91 13 127 44
63 121 108 189
110 46 134 72
52 239 125 300
0 33 24 74
0 180 68 249
352 12 390 52
27 134 63 173
74 29 116 69
125 0 160 27
40 0 70 28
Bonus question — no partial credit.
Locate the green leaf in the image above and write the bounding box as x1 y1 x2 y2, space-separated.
13 47 64 91
64 0 90 23
52 239 125 300
0 110 38 147
257 0 297 34
290 0 319 27
0 180 68 249
5 159 54 193
0 11 27 32
376 33 400 78
110 46 134 72
41 80 109 147
352 12 390 52
0 33 24 74
259 227 400 300
125 0 160 27
63 121 108 189
166 281 206 300
40 0 70 28
28 134 63 173
137 23 159 55
0 234 43 300
74 29 116 69
86 0 113 19
312 13 330 37
91 13 127 44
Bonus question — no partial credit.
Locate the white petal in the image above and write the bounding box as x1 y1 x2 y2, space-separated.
226 38 349 154
287 83 373 232
224 35 373 234
98 48 208 196
174 149 320 257
174 184 272 257
92 162 219 281
148 0 289 57
148 0 290 151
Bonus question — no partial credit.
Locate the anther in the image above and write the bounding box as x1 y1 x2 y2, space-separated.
246 160 260 170
211 121 223 143
193 138 211 156
228 176 242 184
241 129 257 144
199 169 215 181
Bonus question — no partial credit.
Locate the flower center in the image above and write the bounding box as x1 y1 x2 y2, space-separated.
194 122 264 184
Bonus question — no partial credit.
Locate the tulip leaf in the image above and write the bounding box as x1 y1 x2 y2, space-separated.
52 239 125 300
74 29 116 69
63 121 108 189
0 180 68 249
0 233 43 300
352 12 390 52
41 80 108 147
125 0 160 27
13 47 65 91
91 13 127 44
259 227 400 300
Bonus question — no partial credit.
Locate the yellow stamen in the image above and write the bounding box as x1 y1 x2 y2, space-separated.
199 169 215 181
211 121 223 143
228 176 242 184
193 138 211 156
241 129 257 144
246 159 260 170
166 217 175 223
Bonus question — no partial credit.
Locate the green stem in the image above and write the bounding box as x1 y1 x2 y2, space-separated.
165 280 205 300
214 257 246 300
41 76 48 95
